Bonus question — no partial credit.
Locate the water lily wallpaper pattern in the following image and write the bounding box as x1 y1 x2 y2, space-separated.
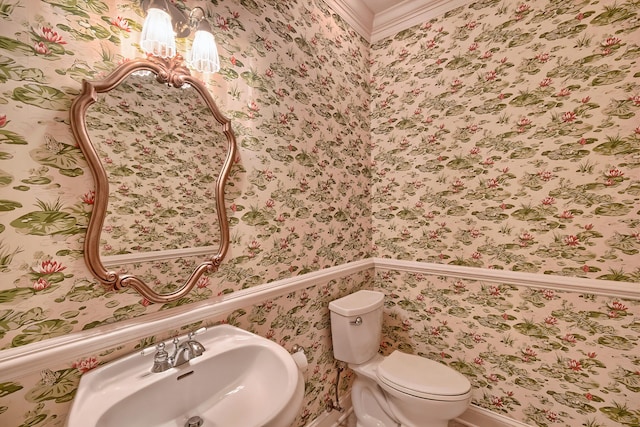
0 0 639 426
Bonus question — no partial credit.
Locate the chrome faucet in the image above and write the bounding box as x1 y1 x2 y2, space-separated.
147 329 206 372
173 333 206 367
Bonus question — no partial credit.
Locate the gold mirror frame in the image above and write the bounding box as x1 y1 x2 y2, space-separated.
70 55 237 303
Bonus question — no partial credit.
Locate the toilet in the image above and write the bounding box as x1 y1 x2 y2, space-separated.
329 290 471 427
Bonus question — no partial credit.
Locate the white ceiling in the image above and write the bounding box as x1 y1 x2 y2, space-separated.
325 0 470 42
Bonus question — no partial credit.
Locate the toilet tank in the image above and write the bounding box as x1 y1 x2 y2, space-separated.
329 290 384 364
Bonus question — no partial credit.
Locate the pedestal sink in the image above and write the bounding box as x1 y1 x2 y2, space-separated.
65 325 305 427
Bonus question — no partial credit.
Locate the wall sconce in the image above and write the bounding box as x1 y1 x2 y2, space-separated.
140 0 220 73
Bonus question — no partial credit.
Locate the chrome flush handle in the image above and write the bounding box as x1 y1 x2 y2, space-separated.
350 316 363 326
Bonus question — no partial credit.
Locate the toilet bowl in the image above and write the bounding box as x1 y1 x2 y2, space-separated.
329 290 471 427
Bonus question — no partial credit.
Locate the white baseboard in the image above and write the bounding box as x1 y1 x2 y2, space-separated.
305 394 353 427
306 397 533 427
457 405 533 427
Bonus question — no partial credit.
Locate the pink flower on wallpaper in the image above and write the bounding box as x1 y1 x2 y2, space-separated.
82 190 95 205
33 41 49 54
541 289 555 300
537 170 553 181
609 301 628 312
216 15 229 31
517 117 532 127
564 235 580 246
196 276 209 288
535 52 550 63
39 27 66 44
539 77 552 87
605 168 624 178
556 87 571 97
111 16 130 31
72 357 99 373
0 114 6 127
541 196 555 205
491 396 503 407
562 111 577 122
40 259 66 274
568 359 582 371
559 210 574 219
485 70 497 81
602 37 621 47
33 278 50 291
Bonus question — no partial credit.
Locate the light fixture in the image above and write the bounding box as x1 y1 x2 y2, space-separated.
139 0 220 73
189 18 220 73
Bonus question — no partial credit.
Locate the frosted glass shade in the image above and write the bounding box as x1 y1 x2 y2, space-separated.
188 29 220 73
140 8 176 58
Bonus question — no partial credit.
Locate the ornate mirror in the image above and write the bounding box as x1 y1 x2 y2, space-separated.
70 55 236 303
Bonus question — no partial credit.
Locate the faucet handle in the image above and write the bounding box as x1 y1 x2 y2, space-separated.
150 342 172 373
188 327 207 340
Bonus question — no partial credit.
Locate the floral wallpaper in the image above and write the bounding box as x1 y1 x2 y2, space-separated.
0 0 639 426
0 0 370 425
367 0 640 426
376 270 640 427
370 0 640 280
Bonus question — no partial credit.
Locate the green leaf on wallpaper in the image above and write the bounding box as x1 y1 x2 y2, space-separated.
0 288 35 304
21 176 51 185
0 129 27 145
591 70 627 86
513 321 548 338
508 32 534 47
0 36 35 55
593 137 636 155
0 200 21 211
29 142 84 172
10 211 77 236
59 167 83 177
0 171 12 187
594 203 632 216
12 319 73 347
24 368 80 403
600 403 639 425
12 84 71 111
597 335 635 350
0 381 23 398
590 6 634 26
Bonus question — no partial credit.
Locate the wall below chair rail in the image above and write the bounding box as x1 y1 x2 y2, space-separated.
0 261 373 427
373 260 639 427
0 258 637 427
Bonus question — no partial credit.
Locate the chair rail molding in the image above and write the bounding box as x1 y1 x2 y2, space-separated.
1 258 636 380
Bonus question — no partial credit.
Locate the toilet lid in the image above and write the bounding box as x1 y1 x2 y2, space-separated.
377 351 470 400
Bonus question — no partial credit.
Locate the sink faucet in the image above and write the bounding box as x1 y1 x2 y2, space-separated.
147 329 206 372
173 334 206 367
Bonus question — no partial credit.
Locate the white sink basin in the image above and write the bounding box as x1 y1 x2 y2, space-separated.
66 325 305 427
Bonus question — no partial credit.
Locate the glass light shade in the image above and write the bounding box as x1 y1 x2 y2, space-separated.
188 29 220 73
140 8 176 58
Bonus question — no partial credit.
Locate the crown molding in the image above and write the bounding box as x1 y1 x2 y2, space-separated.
371 0 471 42
323 0 374 41
324 0 471 43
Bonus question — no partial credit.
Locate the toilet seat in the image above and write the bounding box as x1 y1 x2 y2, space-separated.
377 351 471 401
